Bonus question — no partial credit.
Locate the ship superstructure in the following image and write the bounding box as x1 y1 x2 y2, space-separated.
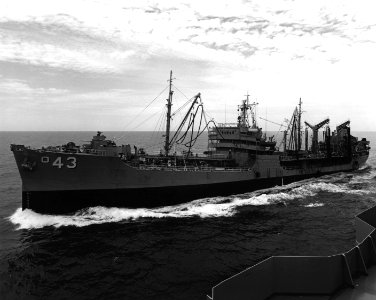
11 72 370 213
207 94 276 167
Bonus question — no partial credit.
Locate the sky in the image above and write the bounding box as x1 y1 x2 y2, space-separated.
1 0 376 131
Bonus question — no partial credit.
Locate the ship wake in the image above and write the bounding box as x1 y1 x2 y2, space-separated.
8 172 373 229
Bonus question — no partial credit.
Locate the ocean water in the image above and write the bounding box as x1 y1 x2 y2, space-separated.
1 131 376 300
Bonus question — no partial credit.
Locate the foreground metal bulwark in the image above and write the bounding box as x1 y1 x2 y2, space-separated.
207 205 376 300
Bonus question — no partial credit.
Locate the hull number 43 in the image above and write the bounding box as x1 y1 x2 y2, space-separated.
49 156 77 169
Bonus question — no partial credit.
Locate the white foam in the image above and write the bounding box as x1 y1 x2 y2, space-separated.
351 167 376 182
304 203 324 208
7 194 281 230
292 181 371 195
8 174 372 229
7 187 310 230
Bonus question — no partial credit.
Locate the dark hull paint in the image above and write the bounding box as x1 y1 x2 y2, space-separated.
23 172 337 214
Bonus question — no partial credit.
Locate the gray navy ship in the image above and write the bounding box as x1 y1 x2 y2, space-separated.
11 71 370 214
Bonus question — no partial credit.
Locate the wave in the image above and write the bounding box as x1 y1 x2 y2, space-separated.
7 186 312 230
351 166 376 182
8 176 372 229
304 203 324 208
8 196 271 230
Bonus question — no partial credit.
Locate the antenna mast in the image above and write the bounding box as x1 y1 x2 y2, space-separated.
164 70 173 156
245 93 249 126
298 98 302 151
237 92 258 128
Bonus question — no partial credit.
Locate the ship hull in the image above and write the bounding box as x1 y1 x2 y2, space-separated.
22 173 330 214
12 146 369 214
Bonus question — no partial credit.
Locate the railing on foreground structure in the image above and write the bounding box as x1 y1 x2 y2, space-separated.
207 205 376 300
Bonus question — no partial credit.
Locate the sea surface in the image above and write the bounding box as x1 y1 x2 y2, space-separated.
1 131 376 300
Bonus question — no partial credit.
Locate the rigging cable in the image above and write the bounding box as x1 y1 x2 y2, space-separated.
131 106 166 131
114 85 169 141
151 106 167 142
175 104 202 145
176 93 225 149
171 96 195 118
172 84 190 100
175 111 195 144
169 95 200 146
187 112 196 155
182 105 204 148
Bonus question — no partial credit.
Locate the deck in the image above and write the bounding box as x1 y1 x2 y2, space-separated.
207 204 376 300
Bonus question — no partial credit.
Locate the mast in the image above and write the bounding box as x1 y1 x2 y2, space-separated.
238 93 258 128
244 93 249 126
164 70 173 156
297 98 302 151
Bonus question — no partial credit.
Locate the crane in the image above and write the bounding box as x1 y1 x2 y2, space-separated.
304 118 330 153
336 120 350 132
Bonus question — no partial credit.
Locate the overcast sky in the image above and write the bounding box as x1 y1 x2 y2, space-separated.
1 0 376 131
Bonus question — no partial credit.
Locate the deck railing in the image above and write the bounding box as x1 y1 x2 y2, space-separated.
215 123 239 128
26 147 116 157
129 163 251 172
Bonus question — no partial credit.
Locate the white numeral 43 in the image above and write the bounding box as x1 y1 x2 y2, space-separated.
52 157 77 169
